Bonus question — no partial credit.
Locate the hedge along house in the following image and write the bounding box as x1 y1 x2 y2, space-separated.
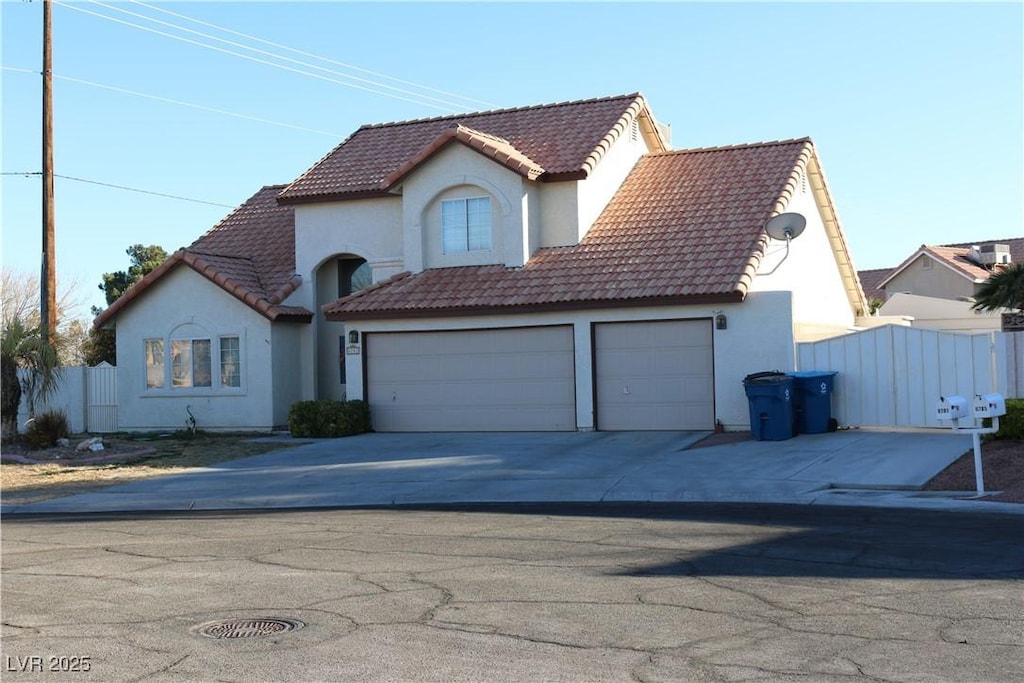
95 93 868 432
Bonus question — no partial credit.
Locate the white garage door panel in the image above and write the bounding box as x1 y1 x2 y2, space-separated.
595 320 714 430
367 327 576 432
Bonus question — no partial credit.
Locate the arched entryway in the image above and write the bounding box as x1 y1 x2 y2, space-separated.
314 254 370 401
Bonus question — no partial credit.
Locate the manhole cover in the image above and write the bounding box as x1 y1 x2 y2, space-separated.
195 617 305 639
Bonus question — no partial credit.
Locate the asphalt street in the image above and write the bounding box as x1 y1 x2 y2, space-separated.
2 503 1022 682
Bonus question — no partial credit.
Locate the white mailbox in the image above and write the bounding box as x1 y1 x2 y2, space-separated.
936 395 968 421
973 393 1007 418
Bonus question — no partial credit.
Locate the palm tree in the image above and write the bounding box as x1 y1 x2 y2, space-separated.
972 262 1024 312
1 317 61 440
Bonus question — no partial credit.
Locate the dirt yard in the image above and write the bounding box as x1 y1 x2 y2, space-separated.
0 432 298 506
921 438 1024 503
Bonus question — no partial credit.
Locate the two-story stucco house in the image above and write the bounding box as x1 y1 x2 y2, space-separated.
95 93 868 433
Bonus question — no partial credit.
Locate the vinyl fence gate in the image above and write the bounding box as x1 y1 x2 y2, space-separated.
86 362 117 433
796 325 1017 429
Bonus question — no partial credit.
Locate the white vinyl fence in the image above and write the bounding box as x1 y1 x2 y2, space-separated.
1004 330 1024 399
797 326 1020 429
15 363 118 434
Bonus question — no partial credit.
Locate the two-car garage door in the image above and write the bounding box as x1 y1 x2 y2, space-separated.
366 326 577 431
365 320 714 432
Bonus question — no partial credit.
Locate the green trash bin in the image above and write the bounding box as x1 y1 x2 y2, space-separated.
742 372 795 441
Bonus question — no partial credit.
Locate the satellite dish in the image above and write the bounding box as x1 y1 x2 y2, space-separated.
765 213 806 241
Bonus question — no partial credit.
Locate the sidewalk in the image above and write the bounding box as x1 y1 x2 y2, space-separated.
4 429 1022 515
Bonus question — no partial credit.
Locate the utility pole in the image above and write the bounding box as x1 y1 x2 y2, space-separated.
41 0 57 345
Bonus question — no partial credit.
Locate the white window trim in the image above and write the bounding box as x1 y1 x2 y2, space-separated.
143 332 245 396
441 195 492 254
170 337 214 389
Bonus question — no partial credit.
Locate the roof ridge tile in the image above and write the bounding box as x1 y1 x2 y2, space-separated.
358 93 643 131
656 137 813 156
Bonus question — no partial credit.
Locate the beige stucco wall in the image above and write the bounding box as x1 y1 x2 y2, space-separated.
538 124 650 247
401 144 528 269
342 290 794 431
291 196 406 302
270 322 304 426
749 171 855 341
884 255 979 301
114 267 278 431
290 196 404 400
879 292 1004 332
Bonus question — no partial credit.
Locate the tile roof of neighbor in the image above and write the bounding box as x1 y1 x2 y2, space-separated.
877 237 1024 289
857 268 892 302
94 185 312 328
324 138 815 320
278 93 661 203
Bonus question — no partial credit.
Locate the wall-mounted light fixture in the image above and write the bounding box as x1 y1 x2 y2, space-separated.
348 330 360 344
715 313 728 330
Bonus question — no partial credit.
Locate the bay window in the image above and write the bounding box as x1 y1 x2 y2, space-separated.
146 335 240 391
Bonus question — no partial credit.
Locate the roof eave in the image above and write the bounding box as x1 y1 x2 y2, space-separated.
276 188 397 205
325 291 745 322
92 249 314 329
805 150 870 317
92 250 188 329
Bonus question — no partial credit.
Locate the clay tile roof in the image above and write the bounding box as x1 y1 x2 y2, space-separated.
941 237 1024 263
857 268 893 302
384 125 545 187
94 185 312 329
279 93 662 203
878 237 1024 289
324 138 814 320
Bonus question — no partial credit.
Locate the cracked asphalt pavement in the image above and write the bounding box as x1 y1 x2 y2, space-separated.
2 503 1022 682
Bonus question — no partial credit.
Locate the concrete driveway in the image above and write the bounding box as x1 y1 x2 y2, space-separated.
6 429 1017 515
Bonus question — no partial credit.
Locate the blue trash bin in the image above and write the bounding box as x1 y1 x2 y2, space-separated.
788 371 838 434
742 372 795 441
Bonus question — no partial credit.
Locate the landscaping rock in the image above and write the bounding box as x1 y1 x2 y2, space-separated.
76 437 104 452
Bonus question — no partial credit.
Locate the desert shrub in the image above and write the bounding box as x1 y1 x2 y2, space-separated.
288 400 369 438
994 398 1024 440
24 409 69 450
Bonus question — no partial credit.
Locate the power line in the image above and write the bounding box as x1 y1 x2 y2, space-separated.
90 0 483 111
54 0 473 113
4 172 236 208
2 66 343 137
60 74 344 136
127 0 500 110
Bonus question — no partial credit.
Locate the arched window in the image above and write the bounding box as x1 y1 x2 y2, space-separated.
338 257 371 297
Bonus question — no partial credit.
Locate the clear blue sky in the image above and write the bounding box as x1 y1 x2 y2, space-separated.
3 1 1022 318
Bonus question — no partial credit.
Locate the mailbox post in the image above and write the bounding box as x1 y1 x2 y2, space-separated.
936 394 1005 497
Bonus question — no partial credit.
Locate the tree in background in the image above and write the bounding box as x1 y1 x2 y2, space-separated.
98 244 169 305
1 269 86 366
972 262 1024 312
84 244 168 366
1 316 61 440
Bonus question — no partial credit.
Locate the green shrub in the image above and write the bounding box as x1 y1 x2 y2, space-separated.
288 400 370 438
994 398 1024 440
24 409 69 450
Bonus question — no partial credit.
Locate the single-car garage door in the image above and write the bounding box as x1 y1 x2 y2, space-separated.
594 320 714 430
366 326 576 432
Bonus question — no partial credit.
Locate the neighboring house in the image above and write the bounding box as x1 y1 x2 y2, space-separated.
859 238 1022 332
96 93 868 432
858 268 891 307
878 293 1005 332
